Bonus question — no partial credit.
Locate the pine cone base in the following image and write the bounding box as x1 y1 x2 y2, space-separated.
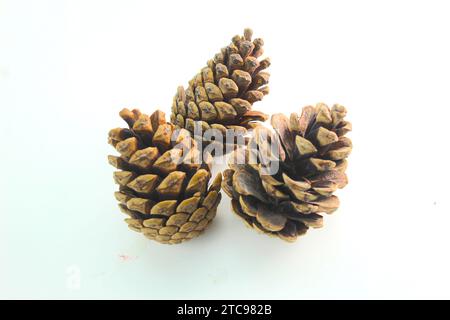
119 185 221 244
222 103 352 242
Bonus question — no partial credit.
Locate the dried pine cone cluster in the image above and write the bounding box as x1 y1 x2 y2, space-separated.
171 28 270 149
223 104 352 242
108 109 221 244
108 28 352 244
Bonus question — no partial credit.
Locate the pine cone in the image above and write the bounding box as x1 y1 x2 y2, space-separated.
108 108 222 244
171 28 270 147
222 103 352 242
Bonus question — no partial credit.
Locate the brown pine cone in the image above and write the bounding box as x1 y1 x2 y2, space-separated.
108 108 222 244
222 103 352 242
171 28 270 149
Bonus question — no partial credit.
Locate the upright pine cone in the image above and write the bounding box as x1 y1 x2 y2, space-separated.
108 108 222 244
222 103 352 242
171 28 270 146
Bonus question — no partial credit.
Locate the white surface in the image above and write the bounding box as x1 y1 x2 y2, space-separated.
1 0 450 299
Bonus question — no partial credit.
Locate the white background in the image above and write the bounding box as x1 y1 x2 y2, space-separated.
1 0 450 299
